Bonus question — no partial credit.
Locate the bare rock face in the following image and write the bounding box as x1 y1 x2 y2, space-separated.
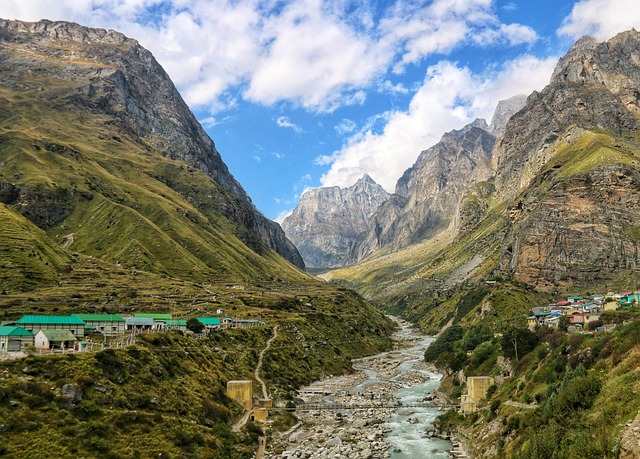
501 164 640 290
354 119 496 261
0 19 303 268
488 95 527 136
282 175 389 268
493 29 640 202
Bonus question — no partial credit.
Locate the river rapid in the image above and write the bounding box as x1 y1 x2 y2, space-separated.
265 319 454 459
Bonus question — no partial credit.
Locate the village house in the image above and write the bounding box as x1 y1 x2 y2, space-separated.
198 317 222 331
165 319 187 332
0 326 34 352
73 314 126 336
133 313 172 330
34 329 78 350
16 315 86 338
124 317 154 331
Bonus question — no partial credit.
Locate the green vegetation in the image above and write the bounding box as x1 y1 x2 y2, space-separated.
428 308 640 458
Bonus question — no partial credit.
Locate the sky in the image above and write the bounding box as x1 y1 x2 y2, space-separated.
1 1 640 222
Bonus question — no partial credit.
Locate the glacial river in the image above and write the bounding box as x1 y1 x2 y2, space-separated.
351 327 453 458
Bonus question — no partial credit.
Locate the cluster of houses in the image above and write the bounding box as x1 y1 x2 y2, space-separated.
0 312 265 353
527 291 638 330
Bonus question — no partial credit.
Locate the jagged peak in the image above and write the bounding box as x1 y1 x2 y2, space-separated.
489 95 527 135
356 173 378 186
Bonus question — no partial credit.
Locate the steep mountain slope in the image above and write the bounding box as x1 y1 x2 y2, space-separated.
281 174 389 268
354 119 497 262
0 19 304 292
326 30 640 323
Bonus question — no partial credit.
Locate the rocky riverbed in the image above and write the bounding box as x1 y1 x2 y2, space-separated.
264 319 464 459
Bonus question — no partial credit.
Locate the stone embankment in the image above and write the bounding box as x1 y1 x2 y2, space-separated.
264 320 460 459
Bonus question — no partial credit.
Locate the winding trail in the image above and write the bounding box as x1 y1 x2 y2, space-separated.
255 325 279 399
232 324 279 450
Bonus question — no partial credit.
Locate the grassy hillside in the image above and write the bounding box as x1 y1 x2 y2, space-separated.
0 69 306 293
431 309 640 458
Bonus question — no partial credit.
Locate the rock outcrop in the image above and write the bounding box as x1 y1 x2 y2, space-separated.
0 19 303 269
493 30 640 202
495 30 640 289
282 175 389 268
354 119 496 261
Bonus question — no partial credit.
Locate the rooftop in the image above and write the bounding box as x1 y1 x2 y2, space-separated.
17 315 85 325
73 314 125 322
0 326 33 337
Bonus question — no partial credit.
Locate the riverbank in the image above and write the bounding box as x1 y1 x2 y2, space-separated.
264 319 467 459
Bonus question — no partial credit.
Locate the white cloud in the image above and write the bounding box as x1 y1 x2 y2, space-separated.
379 80 409 94
276 116 303 134
558 0 640 41
319 54 558 192
274 209 293 224
335 119 357 136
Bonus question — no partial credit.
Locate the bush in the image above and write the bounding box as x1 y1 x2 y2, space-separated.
462 323 492 351
424 325 463 363
187 318 205 334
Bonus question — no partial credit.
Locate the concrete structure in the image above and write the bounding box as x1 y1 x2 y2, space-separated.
467 376 494 401
73 314 125 336
35 329 77 350
0 326 33 352
251 408 269 422
227 380 253 410
16 315 86 338
460 397 479 414
460 376 495 413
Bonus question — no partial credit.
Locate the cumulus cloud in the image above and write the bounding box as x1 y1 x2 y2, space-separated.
558 0 640 40
319 54 558 192
0 0 544 114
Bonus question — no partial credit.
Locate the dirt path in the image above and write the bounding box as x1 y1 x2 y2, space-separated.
255 325 278 399
232 325 279 436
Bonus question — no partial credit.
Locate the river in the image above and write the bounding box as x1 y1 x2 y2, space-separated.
266 319 454 459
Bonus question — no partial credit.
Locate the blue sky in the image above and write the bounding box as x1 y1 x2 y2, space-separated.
1 0 640 221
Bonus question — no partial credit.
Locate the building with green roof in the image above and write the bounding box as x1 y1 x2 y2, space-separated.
16 315 86 338
166 319 187 332
0 326 34 352
72 314 125 337
34 329 77 350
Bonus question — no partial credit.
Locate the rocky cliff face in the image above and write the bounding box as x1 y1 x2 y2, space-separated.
494 30 640 289
493 30 640 202
0 19 303 269
502 163 640 290
354 119 496 261
281 175 389 268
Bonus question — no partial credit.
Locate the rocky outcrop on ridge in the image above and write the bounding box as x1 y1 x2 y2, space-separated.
0 19 303 268
282 175 389 268
493 30 640 202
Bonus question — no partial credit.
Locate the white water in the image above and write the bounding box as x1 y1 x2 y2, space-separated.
350 326 453 458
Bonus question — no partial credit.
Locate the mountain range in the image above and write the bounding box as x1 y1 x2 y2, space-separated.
285 29 640 320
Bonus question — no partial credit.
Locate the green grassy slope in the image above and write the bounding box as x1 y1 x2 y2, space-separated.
0 70 306 292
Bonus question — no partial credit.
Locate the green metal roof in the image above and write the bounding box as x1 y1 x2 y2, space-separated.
0 326 33 337
166 319 187 326
198 318 221 325
73 314 125 322
37 329 77 341
133 313 173 320
17 315 85 325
